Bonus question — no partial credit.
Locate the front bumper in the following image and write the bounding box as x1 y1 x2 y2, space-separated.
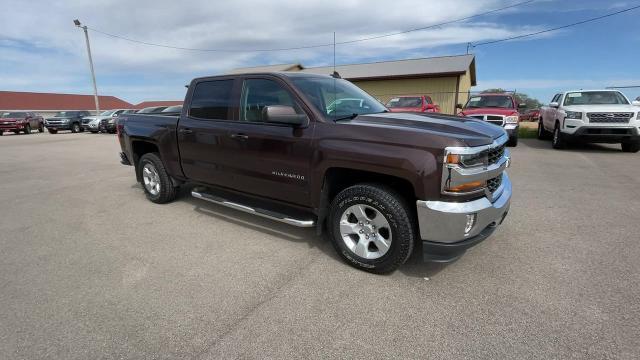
83 123 100 132
563 125 639 143
0 124 24 131
417 172 512 261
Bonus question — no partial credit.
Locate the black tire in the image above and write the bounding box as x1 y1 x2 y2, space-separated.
23 124 31 134
537 119 550 140
13 130 20 134
80 127 85 132
507 135 518 147
621 141 640 153
38 123 44 132
47 128 58 134
552 123 565 149
71 122 80 133
138 153 178 204
328 183 415 274
0 131 3 136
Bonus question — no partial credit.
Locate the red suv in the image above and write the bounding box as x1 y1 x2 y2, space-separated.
386 95 441 113
0 112 44 135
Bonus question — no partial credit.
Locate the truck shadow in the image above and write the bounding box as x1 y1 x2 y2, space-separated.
521 138 623 153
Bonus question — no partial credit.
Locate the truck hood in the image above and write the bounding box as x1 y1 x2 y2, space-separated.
346 112 506 147
562 104 639 113
458 108 518 116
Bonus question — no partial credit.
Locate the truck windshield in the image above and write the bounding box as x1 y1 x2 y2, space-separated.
1 112 24 118
291 77 387 120
465 95 514 109
386 97 422 108
563 91 629 105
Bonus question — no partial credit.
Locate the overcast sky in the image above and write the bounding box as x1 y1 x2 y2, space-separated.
2 0 639 104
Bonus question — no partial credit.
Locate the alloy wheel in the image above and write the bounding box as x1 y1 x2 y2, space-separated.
142 163 161 196
339 204 392 259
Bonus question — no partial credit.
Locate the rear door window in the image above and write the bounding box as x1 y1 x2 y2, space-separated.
189 80 235 120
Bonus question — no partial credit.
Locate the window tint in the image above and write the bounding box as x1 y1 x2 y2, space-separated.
189 80 234 120
386 97 422 108
240 79 301 122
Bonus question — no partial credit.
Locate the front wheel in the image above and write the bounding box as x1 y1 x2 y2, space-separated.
328 184 415 274
138 153 178 204
507 135 518 147
552 123 565 149
621 141 640 153
23 124 31 134
71 123 81 133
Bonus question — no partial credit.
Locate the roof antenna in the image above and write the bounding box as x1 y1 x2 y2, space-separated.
331 32 341 79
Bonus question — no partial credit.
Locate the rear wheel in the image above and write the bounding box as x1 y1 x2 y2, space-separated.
0 131 3 136
328 183 415 274
552 123 565 149
621 141 640 153
71 122 80 133
138 153 178 204
47 128 58 134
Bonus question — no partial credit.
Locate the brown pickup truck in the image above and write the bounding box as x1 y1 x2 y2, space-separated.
117 72 512 273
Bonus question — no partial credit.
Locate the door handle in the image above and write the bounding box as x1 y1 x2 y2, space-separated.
179 128 193 134
230 133 249 140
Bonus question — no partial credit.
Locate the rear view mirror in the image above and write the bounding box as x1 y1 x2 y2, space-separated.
263 105 308 126
549 102 559 108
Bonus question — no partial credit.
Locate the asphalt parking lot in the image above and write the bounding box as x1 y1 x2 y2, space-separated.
1 131 639 359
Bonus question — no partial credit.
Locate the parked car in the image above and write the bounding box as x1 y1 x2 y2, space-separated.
519 108 540 122
82 109 129 133
99 109 137 133
385 95 441 113
160 105 183 113
538 90 640 152
457 93 525 147
136 106 168 114
117 72 512 274
44 111 91 134
0 111 44 135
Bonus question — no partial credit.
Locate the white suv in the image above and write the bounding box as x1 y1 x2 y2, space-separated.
538 90 640 152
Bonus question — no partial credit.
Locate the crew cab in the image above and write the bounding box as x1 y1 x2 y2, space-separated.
386 95 440 113
538 90 640 152
117 72 512 273
45 111 91 134
457 93 525 147
0 112 44 135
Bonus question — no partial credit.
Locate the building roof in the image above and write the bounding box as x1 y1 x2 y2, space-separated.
301 55 476 85
228 55 476 85
228 63 303 74
0 91 133 111
134 100 183 109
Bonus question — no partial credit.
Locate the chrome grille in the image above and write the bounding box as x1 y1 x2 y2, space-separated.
488 144 505 165
487 174 503 193
587 112 633 123
46 119 66 125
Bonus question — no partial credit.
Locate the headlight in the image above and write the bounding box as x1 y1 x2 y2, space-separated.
505 115 519 124
565 111 582 119
61 118 69 123
446 152 487 168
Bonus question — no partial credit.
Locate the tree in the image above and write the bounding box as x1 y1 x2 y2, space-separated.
480 88 543 110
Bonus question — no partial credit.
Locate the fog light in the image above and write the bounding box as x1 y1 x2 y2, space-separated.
464 214 477 235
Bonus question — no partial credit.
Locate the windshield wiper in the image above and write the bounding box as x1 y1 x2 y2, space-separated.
332 113 359 122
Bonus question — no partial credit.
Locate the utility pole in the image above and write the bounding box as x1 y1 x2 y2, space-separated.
74 19 100 115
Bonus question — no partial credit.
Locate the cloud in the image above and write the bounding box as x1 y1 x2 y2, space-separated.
1 0 558 102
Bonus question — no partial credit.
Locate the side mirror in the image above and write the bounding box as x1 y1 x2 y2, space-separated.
456 103 463 109
518 103 527 109
549 102 559 108
263 105 307 126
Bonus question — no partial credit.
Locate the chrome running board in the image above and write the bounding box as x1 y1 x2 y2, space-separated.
192 190 315 228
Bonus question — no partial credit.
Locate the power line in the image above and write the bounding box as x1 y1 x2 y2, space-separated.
86 0 536 52
473 4 640 47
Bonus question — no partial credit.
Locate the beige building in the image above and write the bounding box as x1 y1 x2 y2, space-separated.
230 54 476 114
